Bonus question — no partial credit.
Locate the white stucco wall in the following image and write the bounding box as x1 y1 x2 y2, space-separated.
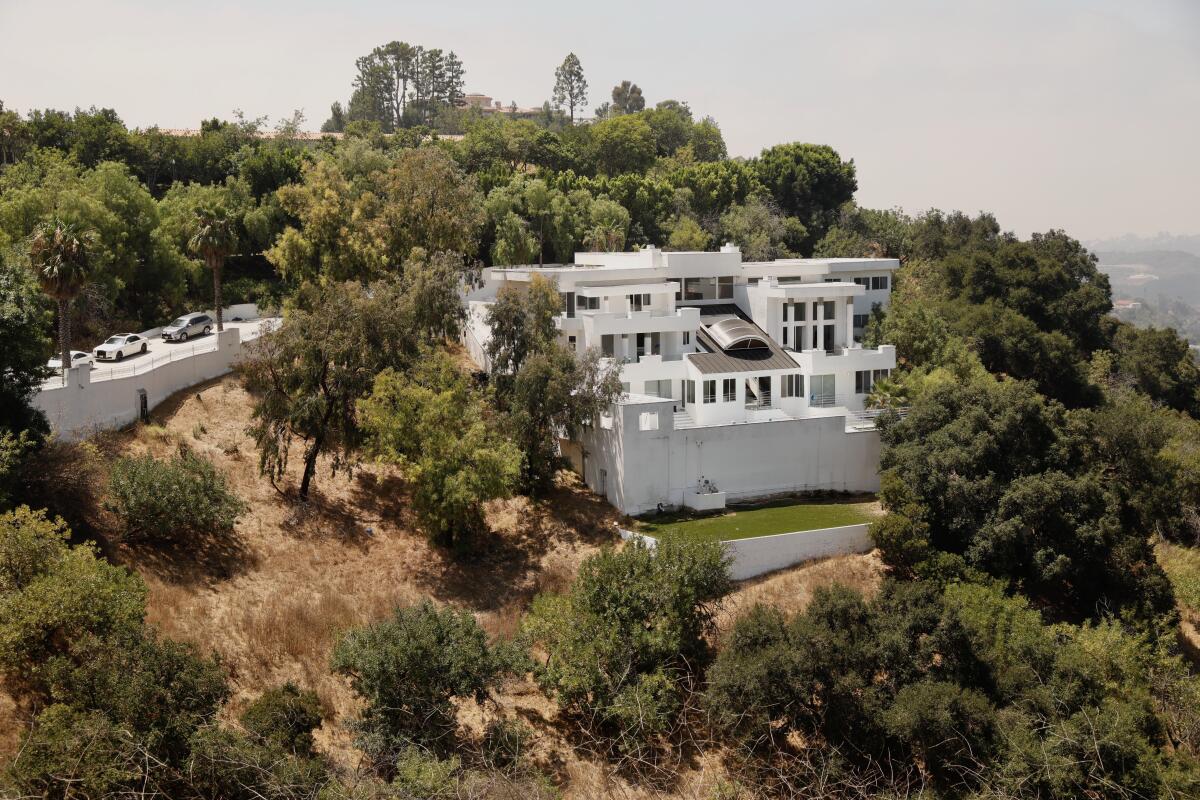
34 317 272 441
578 401 881 516
720 523 872 579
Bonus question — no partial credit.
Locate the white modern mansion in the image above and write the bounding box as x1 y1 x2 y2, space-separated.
464 244 898 515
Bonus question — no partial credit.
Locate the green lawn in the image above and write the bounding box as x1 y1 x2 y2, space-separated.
635 497 878 543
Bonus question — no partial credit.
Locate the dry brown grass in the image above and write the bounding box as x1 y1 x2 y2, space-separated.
717 551 886 634
0 372 887 797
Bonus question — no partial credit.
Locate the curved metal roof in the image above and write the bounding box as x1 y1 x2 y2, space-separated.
705 317 769 350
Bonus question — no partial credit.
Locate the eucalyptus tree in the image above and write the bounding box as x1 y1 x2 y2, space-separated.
28 217 94 373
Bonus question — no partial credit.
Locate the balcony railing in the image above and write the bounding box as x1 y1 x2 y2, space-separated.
809 391 836 407
745 393 773 410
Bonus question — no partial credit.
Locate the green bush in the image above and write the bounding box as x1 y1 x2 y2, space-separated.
106 449 246 542
240 682 323 756
707 579 1200 796
45 628 228 765
5 704 140 798
392 746 461 800
332 600 509 772
522 538 731 748
0 506 145 695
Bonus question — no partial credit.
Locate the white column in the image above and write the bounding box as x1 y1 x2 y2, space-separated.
846 298 855 349
816 300 825 351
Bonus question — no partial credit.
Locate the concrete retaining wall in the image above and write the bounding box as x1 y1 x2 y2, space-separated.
720 523 872 579
35 316 271 441
619 522 873 581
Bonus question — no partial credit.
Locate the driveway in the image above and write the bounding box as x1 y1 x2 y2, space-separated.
44 319 277 387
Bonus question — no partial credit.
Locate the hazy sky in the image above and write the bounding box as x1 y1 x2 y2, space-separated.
2 0 1197 241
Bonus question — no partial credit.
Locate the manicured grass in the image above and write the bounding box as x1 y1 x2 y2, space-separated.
635 496 878 543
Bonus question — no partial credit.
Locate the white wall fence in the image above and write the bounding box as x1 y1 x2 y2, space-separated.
619 522 873 580
35 305 271 442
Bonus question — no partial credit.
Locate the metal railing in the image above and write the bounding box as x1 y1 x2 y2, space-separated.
809 391 836 407
42 340 221 388
745 393 773 410
39 320 276 390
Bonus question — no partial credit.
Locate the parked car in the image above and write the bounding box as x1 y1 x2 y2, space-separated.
94 333 148 361
161 312 213 342
47 350 94 372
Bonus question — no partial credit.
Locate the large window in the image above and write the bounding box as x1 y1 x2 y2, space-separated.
629 292 651 311
682 276 735 301
561 292 575 318
645 379 671 398
853 277 869 288
810 374 835 406
782 373 804 398
856 368 892 394
853 313 870 329
823 300 836 320
578 295 600 311
870 276 889 291
684 380 695 406
703 379 716 404
722 378 736 402
601 334 615 357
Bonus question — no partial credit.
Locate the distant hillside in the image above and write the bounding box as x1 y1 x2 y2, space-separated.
1096 249 1200 308
1088 233 1200 257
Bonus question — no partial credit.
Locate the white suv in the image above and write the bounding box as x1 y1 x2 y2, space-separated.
162 312 213 342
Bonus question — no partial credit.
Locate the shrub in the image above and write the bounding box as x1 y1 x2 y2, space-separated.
332 600 509 771
5 704 140 798
106 449 246 542
45 628 228 765
481 718 532 770
0 506 145 695
240 682 323 756
392 746 461 800
522 538 731 747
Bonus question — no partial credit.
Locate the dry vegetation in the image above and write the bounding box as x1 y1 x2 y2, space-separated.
1 373 885 798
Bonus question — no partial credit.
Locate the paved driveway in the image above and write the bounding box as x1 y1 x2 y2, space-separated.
45 319 277 386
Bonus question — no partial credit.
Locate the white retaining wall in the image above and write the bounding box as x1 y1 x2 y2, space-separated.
720 523 872 579
619 522 873 581
35 311 270 441
578 399 881 515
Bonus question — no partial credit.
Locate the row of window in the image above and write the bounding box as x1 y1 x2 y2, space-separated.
676 276 735 302
852 276 890 291
855 368 891 394
782 300 837 323
560 292 601 318
782 323 837 352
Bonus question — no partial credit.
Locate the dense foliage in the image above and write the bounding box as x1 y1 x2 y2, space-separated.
331 600 511 771
523 539 732 749
708 581 1200 797
105 448 246 542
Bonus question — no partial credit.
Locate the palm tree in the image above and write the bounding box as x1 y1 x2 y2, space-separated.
188 207 238 332
29 218 95 375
